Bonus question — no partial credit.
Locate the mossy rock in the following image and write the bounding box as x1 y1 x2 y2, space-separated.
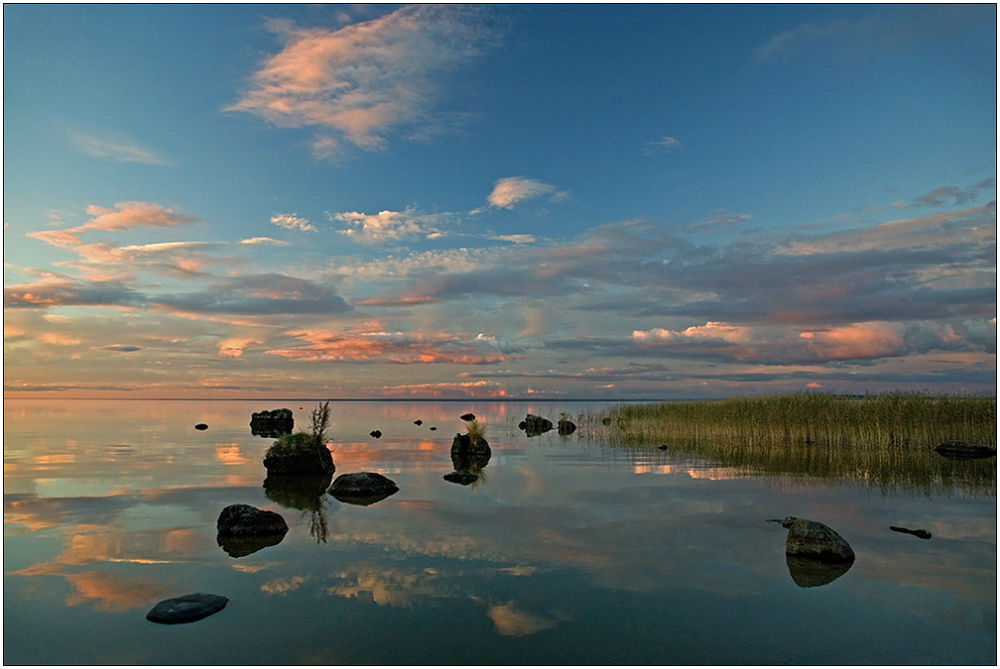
263 433 335 475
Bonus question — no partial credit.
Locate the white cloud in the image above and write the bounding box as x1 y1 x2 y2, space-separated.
487 177 558 209
67 130 168 165
226 5 497 155
332 208 448 243
271 213 317 232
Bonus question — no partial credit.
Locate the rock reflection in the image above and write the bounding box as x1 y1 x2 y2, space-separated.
264 473 333 544
447 434 491 486
217 532 286 558
785 555 854 588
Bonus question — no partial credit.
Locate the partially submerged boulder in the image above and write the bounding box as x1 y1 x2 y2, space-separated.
250 408 294 437
518 414 553 437
451 432 491 456
889 526 932 540
444 471 479 485
460 413 476 421
263 433 335 475
146 593 228 624
216 504 288 558
329 472 399 506
557 418 576 436
217 504 288 536
194 423 208 431
780 516 855 563
934 440 997 461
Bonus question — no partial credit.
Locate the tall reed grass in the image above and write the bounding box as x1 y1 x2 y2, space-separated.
586 392 996 495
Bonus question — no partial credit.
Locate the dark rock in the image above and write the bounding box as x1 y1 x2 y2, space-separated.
601 417 612 426
657 445 668 451
217 504 288 536
250 408 294 438
370 430 382 439
451 432 491 455
934 440 997 461
146 593 228 624
444 471 479 485
263 433 335 475
414 420 423 425
557 418 576 436
519 414 553 437
785 555 853 588
329 472 399 506
460 413 476 421
429 426 437 431
194 423 208 431
452 448 491 473
780 516 855 563
890 526 932 540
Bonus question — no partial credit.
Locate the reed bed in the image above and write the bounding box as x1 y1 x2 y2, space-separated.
585 392 997 495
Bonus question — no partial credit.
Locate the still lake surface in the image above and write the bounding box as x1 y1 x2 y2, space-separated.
4 399 996 665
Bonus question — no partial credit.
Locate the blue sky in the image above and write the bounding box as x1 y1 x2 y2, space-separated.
4 4 996 399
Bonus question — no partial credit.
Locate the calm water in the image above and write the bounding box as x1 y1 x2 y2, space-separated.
3 399 996 665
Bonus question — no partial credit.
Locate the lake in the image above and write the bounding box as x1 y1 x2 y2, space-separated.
3 399 996 665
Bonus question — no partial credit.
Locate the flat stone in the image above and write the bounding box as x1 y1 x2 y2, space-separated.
146 593 228 624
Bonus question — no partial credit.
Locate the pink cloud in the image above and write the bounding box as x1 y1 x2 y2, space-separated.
266 328 513 364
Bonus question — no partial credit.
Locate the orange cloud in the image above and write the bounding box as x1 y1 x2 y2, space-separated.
267 329 513 364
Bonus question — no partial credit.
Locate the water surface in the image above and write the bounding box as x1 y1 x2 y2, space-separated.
4 400 996 664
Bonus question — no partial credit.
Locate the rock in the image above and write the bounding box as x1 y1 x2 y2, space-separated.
146 593 228 624
444 471 479 485
889 526 932 540
329 472 399 506
518 414 553 437
460 413 476 421
194 423 208 430
263 433 335 475
452 448 491 474
934 440 997 461
414 419 423 425
217 504 288 536
451 432 491 455
601 417 612 426
369 430 382 439
780 516 855 563
429 426 437 431
217 533 286 558
557 418 576 436
250 408 294 438
657 445 668 451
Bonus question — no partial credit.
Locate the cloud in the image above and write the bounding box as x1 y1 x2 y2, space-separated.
270 213 317 232
487 177 558 208
756 6 990 62
218 338 259 358
489 234 536 244
684 209 752 234
644 136 681 156
487 603 559 636
4 271 144 309
99 345 141 352
227 5 498 154
894 180 996 209
153 274 351 316
74 202 198 234
267 328 515 364
332 208 449 243
67 130 168 165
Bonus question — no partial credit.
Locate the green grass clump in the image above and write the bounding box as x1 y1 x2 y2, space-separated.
465 419 488 442
586 392 996 495
268 431 324 454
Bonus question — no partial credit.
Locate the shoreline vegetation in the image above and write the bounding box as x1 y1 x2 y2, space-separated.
585 392 997 495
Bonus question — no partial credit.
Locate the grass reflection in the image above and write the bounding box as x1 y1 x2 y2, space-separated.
588 393 997 495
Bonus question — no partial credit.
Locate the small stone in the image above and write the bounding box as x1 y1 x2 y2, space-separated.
657 445 668 451
444 471 479 485
414 419 423 425
429 426 437 431
460 413 476 421
146 593 228 624
370 430 382 439
194 423 209 430
890 526 932 540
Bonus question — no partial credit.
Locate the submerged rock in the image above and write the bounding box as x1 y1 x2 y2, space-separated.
250 408 294 438
460 413 476 421
889 526 932 540
557 418 576 436
934 441 997 461
194 423 208 431
518 414 553 437
146 593 228 624
329 472 399 506
444 471 479 485
780 516 855 563
263 433 335 475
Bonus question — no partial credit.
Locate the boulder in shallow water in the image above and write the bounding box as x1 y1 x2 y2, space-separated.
217 504 288 536
194 423 208 430
934 440 997 461
460 413 476 421
444 470 479 485
518 414 553 437
329 472 399 506
780 516 855 563
146 593 228 624
263 433 335 475
250 408 294 437
557 418 576 436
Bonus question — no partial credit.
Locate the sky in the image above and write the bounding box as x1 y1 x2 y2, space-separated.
3 3 997 400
